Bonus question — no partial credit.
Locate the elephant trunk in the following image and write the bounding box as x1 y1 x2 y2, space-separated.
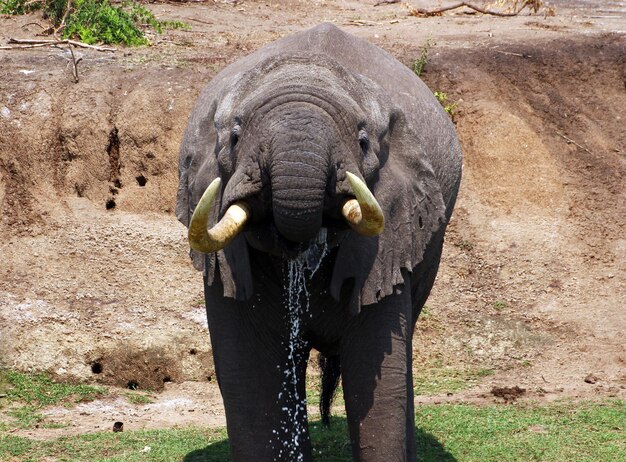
270 148 328 243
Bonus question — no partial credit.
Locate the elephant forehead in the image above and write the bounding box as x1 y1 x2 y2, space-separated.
215 59 370 125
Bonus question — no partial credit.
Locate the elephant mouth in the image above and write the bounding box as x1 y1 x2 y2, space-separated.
243 199 351 258
187 172 384 255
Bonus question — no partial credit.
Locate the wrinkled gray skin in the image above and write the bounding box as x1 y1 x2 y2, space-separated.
177 24 462 462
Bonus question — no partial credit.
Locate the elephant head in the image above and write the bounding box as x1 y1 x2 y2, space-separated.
177 24 460 312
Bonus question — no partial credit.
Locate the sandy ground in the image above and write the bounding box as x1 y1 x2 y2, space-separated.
0 0 625 438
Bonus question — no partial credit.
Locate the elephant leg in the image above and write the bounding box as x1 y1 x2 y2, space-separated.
340 273 415 462
405 334 417 461
204 277 312 462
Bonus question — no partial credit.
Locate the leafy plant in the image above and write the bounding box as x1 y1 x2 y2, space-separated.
412 39 433 77
63 0 148 45
434 91 459 119
0 0 189 45
493 300 507 310
0 0 41 14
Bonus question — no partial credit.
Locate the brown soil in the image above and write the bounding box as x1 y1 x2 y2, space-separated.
1 0 624 437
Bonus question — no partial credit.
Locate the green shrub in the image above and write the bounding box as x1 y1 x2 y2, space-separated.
0 0 41 14
0 0 189 45
63 0 147 45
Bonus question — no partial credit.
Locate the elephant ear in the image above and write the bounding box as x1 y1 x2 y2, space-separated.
176 97 254 300
330 111 448 312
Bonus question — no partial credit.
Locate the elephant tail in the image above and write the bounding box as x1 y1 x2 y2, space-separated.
318 353 341 427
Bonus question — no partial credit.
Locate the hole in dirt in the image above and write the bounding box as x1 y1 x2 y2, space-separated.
418 215 424 229
91 362 103 374
127 380 139 390
106 199 116 210
136 174 147 187
163 376 172 383
189 348 197 355
113 179 122 189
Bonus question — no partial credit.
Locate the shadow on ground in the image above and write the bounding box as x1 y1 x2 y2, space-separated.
183 417 456 461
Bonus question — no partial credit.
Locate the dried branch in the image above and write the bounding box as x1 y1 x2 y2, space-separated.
2 38 116 52
556 132 593 155
21 22 46 30
67 43 82 83
409 0 541 17
344 19 382 26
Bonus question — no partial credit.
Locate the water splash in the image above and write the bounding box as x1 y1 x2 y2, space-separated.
272 229 328 461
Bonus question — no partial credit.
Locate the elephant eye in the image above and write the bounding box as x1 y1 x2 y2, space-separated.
230 124 241 147
358 129 369 152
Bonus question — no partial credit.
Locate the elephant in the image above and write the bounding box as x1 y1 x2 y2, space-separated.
177 23 462 462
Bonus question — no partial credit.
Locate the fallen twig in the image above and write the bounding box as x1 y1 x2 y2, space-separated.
0 43 51 50
344 19 381 26
493 49 527 57
21 22 46 30
556 132 592 155
187 17 214 25
374 0 400 6
3 38 116 52
409 0 541 17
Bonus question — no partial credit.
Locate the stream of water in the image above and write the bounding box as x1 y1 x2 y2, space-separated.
272 229 328 461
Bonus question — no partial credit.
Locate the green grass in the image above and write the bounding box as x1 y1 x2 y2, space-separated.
0 370 107 431
0 370 106 407
414 402 626 462
414 365 493 396
126 392 155 405
1 402 623 461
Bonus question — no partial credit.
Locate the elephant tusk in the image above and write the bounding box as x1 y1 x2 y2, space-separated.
188 178 250 253
341 171 384 237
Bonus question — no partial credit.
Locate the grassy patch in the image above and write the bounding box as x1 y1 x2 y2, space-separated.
0 402 623 461
0 427 229 461
0 370 107 430
126 392 155 405
1 370 106 407
415 401 626 462
414 364 493 396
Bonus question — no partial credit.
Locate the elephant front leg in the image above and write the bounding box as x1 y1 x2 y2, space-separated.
340 277 416 462
204 281 312 462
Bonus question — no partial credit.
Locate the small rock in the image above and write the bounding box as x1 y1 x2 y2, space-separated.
584 373 599 384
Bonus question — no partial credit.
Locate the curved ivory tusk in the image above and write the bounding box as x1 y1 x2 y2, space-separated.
341 171 384 237
188 178 250 253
